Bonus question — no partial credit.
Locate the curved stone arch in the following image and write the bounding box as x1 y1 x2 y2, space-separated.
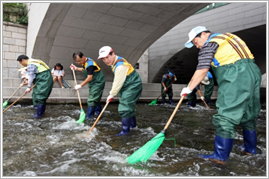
29 3 210 80
31 3 72 63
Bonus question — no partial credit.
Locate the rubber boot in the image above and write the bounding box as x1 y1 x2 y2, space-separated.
116 118 131 136
40 104 46 115
130 116 136 128
169 97 175 105
187 101 196 107
198 135 234 164
240 130 257 154
95 105 102 116
85 106 95 120
162 97 165 105
33 104 46 118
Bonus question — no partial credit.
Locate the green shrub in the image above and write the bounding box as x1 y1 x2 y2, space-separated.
3 3 28 25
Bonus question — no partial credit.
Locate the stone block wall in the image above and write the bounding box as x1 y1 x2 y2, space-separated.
2 21 27 79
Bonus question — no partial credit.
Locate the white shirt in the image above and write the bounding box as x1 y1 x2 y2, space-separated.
51 69 65 77
21 70 29 79
109 56 129 96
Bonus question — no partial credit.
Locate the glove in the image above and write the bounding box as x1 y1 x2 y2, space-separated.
106 95 114 102
19 83 24 87
25 87 32 93
201 96 204 101
174 77 177 81
75 85 82 90
70 64 77 71
180 87 192 97
164 87 168 92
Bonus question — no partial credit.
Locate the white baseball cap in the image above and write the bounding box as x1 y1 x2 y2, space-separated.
98 46 114 59
185 26 208 48
201 76 210 85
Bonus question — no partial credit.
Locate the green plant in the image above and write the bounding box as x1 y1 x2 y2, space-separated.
3 3 28 25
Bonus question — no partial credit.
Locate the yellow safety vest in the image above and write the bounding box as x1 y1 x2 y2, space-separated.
27 59 50 73
112 56 134 76
83 58 101 72
208 33 254 67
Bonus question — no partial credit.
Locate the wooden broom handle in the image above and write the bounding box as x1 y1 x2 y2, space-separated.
197 89 211 109
3 84 37 114
8 85 22 101
87 101 110 134
163 96 185 130
72 69 83 109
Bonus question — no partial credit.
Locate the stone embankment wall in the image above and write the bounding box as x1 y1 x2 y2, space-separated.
3 21 27 79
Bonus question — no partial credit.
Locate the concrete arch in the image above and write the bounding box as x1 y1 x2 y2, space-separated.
149 2 267 84
29 3 209 81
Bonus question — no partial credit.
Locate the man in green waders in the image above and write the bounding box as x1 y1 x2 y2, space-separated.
17 55 53 118
201 71 214 105
181 26 261 164
70 52 105 120
186 84 204 107
98 46 142 136
161 70 177 105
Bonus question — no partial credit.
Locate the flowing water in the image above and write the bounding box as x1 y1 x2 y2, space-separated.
2 100 267 177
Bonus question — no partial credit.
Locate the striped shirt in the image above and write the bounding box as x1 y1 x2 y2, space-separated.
27 64 38 79
197 42 219 70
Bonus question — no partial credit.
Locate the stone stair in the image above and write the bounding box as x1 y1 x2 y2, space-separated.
2 78 218 104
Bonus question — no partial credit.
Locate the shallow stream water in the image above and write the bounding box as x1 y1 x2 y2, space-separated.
2 100 267 176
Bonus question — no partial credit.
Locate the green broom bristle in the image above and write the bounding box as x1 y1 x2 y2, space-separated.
3 100 8 109
76 109 86 124
148 99 157 105
126 132 165 164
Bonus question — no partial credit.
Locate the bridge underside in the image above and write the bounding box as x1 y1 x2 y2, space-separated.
31 3 209 81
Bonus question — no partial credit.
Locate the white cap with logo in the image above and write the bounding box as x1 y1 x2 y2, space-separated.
185 26 208 48
201 76 210 85
98 46 114 59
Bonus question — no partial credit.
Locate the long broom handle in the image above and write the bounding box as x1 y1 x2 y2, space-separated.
163 95 185 130
87 101 110 134
72 69 83 109
156 81 175 99
197 89 211 109
7 85 22 101
3 84 37 114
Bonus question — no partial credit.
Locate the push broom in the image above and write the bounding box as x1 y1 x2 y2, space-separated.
126 95 185 164
3 84 23 108
72 69 86 124
148 81 174 105
3 84 36 114
77 101 110 139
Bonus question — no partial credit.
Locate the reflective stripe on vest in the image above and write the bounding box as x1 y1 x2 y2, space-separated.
112 56 134 75
207 33 254 67
83 58 101 72
27 59 49 73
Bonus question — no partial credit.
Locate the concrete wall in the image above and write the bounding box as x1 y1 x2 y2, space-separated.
2 22 27 79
